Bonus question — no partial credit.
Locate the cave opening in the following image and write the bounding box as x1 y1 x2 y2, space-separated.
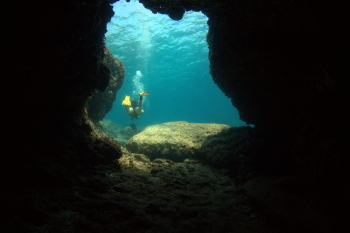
103 0 246 131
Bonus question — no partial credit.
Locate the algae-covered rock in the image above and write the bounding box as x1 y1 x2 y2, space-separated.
126 121 230 161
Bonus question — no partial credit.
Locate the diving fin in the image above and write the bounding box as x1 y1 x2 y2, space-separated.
139 92 150 96
122 95 131 106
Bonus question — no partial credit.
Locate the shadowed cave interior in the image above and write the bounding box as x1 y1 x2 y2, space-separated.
2 0 348 232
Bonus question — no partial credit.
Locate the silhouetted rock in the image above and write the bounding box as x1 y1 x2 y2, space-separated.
86 48 125 122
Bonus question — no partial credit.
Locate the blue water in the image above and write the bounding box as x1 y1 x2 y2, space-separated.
105 0 246 129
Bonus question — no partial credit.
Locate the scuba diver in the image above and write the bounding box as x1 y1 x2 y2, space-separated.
122 92 149 120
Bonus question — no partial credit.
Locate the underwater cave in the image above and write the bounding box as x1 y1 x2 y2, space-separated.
2 0 348 232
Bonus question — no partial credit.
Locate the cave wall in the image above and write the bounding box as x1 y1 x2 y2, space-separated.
4 0 123 188
6 0 115 147
201 0 348 192
206 1 347 127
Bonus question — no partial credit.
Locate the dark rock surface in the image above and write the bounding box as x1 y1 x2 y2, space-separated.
126 121 230 161
3 0 348 232
243 177 330 233
201 126 298 182
201 126 256 182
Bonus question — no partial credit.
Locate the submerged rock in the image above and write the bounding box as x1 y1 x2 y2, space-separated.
126 121 230 161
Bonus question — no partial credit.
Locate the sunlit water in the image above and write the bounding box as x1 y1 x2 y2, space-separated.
105 0 246 129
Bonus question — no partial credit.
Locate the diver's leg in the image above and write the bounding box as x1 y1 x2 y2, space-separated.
135 95 143 115
125 106 134 116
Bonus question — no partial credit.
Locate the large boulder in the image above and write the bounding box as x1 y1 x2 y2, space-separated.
126 121 230 161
